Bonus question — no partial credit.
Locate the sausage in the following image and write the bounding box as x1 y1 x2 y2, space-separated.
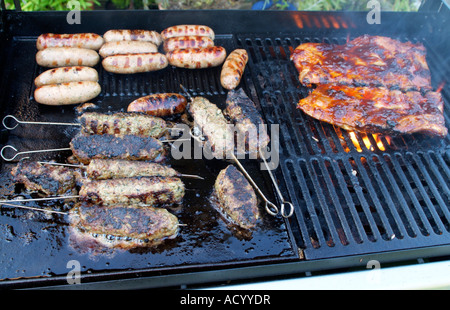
36 47 100 68
99 41 158 58
163 35 214 53
220 49 249 90
161 25 215 40
127 93 187 116
34 81 101 105
36 33 104 51
34 66 98 87
103 29 162 46
166 46 226 69
102 53 168 74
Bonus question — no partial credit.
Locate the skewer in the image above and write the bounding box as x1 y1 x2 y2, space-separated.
0 202 69 215
188 119 279 217
37 161 205 180
258 148 294 218
2 114 183 134
0 138 190 162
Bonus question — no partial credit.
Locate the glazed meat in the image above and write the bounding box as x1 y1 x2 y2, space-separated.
291 35 432 91
188 96 233 159
69 134 165 164
214 165 259 230
11 161 77 195
79 176 185 206
85 159 178 180
225 88 270 155
297 84 447 137
70 202 179 249
78 112 167 138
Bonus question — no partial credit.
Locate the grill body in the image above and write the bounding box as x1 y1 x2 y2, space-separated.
0 8 449 288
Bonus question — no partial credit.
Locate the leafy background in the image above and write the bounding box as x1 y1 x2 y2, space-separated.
3 0 421 11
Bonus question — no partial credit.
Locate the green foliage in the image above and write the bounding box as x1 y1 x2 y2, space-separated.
295 0 420 11
4 0 100 11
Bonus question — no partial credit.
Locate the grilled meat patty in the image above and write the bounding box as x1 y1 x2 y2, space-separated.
79 176 185 206
188 96 233 159
78 112 167 138
11 161 77 195
291 35 432 91
70 134 165 164
70 202 179 249
214 165 259 230
225 88 270 155
86 159 178 180
298 84 447 137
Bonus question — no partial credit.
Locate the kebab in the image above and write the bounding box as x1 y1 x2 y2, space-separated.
181 85 293 218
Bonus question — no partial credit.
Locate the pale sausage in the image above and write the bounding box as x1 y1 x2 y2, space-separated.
102 53 168 74
34 81 101 105
34 66 98 87
36 47 100 68
220 49 248 90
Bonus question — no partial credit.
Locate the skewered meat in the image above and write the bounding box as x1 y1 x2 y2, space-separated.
297 84 447 137
78 112 167 138
214 165 259 230
85 159 178 180
291 35 432 91
69 134 165 164
225 88 270 155
79 176 185 206
188 96 233 159
70 202 179 249
11 161 77 195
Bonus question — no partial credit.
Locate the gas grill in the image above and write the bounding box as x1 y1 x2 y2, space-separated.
0 1 449 289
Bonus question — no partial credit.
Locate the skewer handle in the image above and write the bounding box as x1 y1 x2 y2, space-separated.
1 145 72 161
0 202 68 215
2 115 79 130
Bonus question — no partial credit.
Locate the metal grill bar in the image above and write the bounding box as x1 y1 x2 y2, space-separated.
239 32 450 259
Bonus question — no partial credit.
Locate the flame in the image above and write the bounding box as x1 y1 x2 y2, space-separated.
341 130 391 153
292 14 304 29
437 81 445 93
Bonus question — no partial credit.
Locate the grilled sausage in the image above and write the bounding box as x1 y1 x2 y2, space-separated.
78 112 167 138
127 93 187 116
161 25 215 40
163 35 214 53
102 53 168 74
36 47 100 68
36 33 104 51
214 165 259 230
11 161 77 196
70 134 166 164
85 159 178 180
103 29 163 46
79 177 185 206
70 202 179 249
166 46 226 69
34 66 98 87
99 41 158 58
34 81 101 105
220 49 248 90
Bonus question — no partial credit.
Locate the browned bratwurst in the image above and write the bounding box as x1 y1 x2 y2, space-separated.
102 53 168 74
36 33 104 51
161 25 215 40
163 35 214 53
166 46 226 69
127 93 187 116
103 29 162 46
220 49 249 90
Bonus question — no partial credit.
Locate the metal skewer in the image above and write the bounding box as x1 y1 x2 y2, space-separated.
1 137 190 162
258 148 294 218
0 202 69 215
2 115 80 130
37 161 205 180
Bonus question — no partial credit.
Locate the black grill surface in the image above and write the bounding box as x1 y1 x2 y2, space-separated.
0 9 449 288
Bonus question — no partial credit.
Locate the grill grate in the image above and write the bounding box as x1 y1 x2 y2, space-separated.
237 33 450 259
